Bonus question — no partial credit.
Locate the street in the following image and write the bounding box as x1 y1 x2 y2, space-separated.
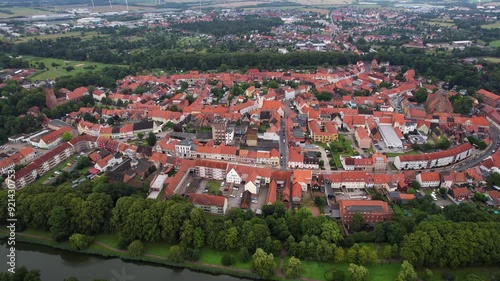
279 109 289 170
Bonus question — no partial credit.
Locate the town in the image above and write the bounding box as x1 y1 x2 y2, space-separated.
0 0 500 281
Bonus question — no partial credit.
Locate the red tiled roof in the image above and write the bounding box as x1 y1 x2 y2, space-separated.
189 193 226 207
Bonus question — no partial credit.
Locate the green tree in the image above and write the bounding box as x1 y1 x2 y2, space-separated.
396 260 417 281
76 156 90 169
283 256 303 279
348 263 369 281
168 245 184 263
62 131 73 141
69 233 94 251
252 248 277 279
147 131 157 146
137 132 144 140
382 244 393 259
221 254 236 266
372 223 385 243
48 206 70 242
267 80 279 89
239 247 251 262
350 212 365 232
414 88 428 104
411 181 421 190
127 240 144 257
422 269 433 281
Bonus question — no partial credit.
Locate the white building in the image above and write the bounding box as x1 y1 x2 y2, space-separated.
378 125 403 149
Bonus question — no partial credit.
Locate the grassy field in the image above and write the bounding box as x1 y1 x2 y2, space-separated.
426 20 455 27
25 56 122 81
199 248 254 270
0 7 46 18
290 0 353 4
481 22 500 29
481 57 500 63
489 40 500 47
16 31 100 43
384 150 418 157
201 1 267 8
300 261 401 281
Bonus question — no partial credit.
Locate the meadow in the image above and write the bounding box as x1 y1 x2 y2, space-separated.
24 56 123 81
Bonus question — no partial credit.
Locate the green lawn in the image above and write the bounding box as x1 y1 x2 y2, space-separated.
199 248 253 270
301 261 401 281
384 150 419 157
0 7 46 18
25 56 124 81
32 154 80 185
143 241 171 257
481 57 500 63
207 180 221 191
489 40 500 47
481 22 500 29
420 266 500 281
95 233 120 248
22 228 51 238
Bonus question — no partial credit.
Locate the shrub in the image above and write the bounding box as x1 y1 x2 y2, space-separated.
69 233 94 251
127 240 144 257
221 254 235 266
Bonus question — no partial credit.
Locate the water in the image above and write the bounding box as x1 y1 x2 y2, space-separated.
1 242 245 281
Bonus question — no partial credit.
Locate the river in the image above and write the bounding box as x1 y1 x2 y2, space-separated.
1 242 245 281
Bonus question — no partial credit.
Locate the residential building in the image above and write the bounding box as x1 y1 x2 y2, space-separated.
416 172 441 188
339 200 392 226
188 193 228 215
195 160 227 180
354 126 372 149
394 143 472 170
309 120 338 143
477 89 500 108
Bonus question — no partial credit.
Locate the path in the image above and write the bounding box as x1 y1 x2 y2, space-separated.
276 248 287 278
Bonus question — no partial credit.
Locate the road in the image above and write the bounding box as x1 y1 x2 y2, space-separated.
279 104 289 170
454 125 500 171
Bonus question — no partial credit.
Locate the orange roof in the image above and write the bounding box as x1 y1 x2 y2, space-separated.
189 193 226 207
293 170 312 184
355 126 370 140
477 89 500 101
266 180 277 204
419 172 441 182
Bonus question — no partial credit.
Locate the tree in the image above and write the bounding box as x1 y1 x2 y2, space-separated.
348 263 369 281
283 256 303 279
414 88 428 104
382 244 393 259
411 181 421 190
396 261 417 281
239 247 251 262
76 156 90 169
252 248 277 279
48 206 70 242
372 223 385 243
221 254 236 266
147 131 157 146
350 212 365 231
69 233 94 251
137 132 144 140
168 245 184 263
62 131 73 141
127 240 144 257
422 269 433 281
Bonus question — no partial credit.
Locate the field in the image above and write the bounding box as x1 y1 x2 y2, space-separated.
290 0 353 4
489 39 500 47
426 20 455 27
16 31 100 43
201 1 268 8
481 57 500 63
0 7 47 18
481 22 500 29
25 56 123 81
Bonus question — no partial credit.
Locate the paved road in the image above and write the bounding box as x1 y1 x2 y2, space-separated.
454 125 500 171
280 108 289 170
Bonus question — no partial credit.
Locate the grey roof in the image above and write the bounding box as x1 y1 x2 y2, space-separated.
346 205 385 213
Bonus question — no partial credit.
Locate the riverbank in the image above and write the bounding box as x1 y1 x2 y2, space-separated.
3 230 500 281
0 231 263 281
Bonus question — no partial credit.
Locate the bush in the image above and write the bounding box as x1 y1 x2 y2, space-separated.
221 254 235 266
69 233 94 251
442 272 456 281
185 248 200 261
127 240 144 257
239 247 251 262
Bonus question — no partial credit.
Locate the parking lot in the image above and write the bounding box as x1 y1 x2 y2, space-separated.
1 141 49 158
429 190 455 208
